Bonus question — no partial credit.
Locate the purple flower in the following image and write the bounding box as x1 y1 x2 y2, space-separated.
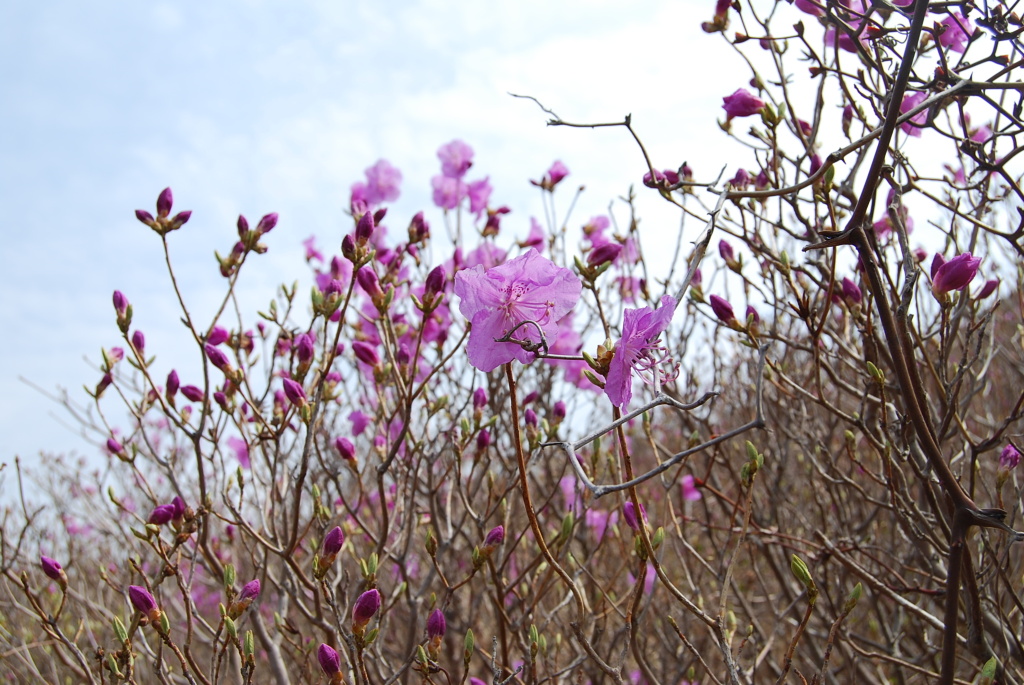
932 252 981 294
318 643 342 675
255 213 278 235
481 525 504 554
282 378 307 407
588 242 622 267
899 92 929 137
40 556 65 583
938 12 973 53
606 296 677 408
156 188 173 218
681 475 702 501
349 411 371 436
531 161 569 191
438 140 474 179
432 175 466 210
454 249 582 372
623 501 647 532
709 295 736 324
112 290 129 317
205 344 230 371
181 385 205 403
148 505 175 525
128 585 159 618
207 326 230 346
352 589 381 628
977 279 999 299
353 341 381 368
227 436 250 469
1000 444 1021 470
476 428 491 450
722 89 765 119
841 277 862 304
132 331 146 358
170 496 186 520
238 579 261 602
467 177 492 215
426 608 446 640
322 527 345 557
106 438 125 455
363 159 402 205
166 370 180 398
473 387 488 410
642 169 680 188
295 332 316 364
334 436 356 462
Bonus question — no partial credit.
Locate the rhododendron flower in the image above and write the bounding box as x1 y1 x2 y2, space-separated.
352 588 381 629
899 92 929 137
681 475 702 501
454 249 581 372
530 160 569 191
467 177 492 215
227 436 250 469
931 252 981 294
438 140 474 179
938 12 973 53
362 159 402 205
722 89 765 119
432 175 466 210
1000 444 1021 470
623 501 647 531
606 296 677 408
318 643 342 677
709 295 736 324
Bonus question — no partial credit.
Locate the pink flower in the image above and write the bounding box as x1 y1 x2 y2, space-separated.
681 475 702 501
931 252 981 294
467 177 492 215
530 161 569 191
899 92 929 137
363 159 402 205
454 249 581 372
606 296 677 408
352 589 381 629
623 501 647 531
722 89 765 119
937 12 973 53
282 378 307 407
431 175 466 210
318 644 342 676
349 410 371 436
227 436 250 469
709 295 736 324
1000 444 1021 470
438 140 474 179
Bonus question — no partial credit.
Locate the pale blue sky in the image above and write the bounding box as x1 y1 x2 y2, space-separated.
0 0 775 464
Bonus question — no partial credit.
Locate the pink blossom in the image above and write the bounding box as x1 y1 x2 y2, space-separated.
681 475 702 501
349 410 372 436
467 177 492 215
431 175 466 210
454 249 581 372
709 295 736 323
227 436 250 469
1000 444 1021 470
899 92 929 137
722 89 765 119
937 12 973 53
606 296 677 408
932 252 981 294
303 236 324 262
437 140 474 179
363 159 402 205
530 161 569 191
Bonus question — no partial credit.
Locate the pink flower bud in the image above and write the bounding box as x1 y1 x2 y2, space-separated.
334 436 356 462
932 252 981 294
841 277 862 304
426 608 446 640
476 428 491 450
473 388 488 409
553 401 566 423
322 527 345 557
255 213 278 235
106 438 125 455
156 188 173 218
353 341 380 367
282 378 307 407
295 333 315 364
482 525 504 550
355 212 374 245
357 267 384 299
128 585 158 615
207 327 230 346
238 579 261 603
425 265 446 298
977 279 999 299
166 370 180 397
132 330 146 356
1000 444 1021 470
623 501 647 531
722 88 765 119
709 295 736 323
112 290 128 316
148 505 175 525
524 409 538 428
352 589 381 628
181 385 205 403
587 242 622 267
40 556 65 583
318 644 342 675
135 209 155 226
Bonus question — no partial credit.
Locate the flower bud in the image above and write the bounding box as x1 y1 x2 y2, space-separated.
131 330 146 357
156 188 173 218
424 265 446 299
334 436 356 463
932 252 981 295
709 295 736 324
282 378 307 408
181 385 205 403
128 585 161 623
623 501 647 532
322 526 345 557
255 213 278 235
352 588 381 631
356 212 374 245
40 556 68 588
426 608 446 640
318 643 342 676
352 341 381 368
1000 444 1021 470
480 525 504 558
587 243 622 267
148 504 175 525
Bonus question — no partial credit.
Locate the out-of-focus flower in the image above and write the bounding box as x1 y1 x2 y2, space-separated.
426 608 446 640
976 279 999 299
363 159 402 206
438 140 474 179
606 296 677 408
148 505 175 525
722 89 765 119
181 385 205 403
530 161 569 191
681 475 702 501
841 277 862 305
454 249 581 372
432 175 466 210
1000 444 1021 470
334 436 356 463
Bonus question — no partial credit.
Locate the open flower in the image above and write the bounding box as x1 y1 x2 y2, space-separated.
454 249 581 372
605 296 677 408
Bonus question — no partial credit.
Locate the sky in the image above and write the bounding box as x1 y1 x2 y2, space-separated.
1 0 756 467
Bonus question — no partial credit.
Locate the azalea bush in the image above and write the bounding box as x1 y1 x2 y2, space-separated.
4 1 1024 684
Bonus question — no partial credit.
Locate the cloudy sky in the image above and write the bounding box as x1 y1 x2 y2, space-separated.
0 0 784 465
